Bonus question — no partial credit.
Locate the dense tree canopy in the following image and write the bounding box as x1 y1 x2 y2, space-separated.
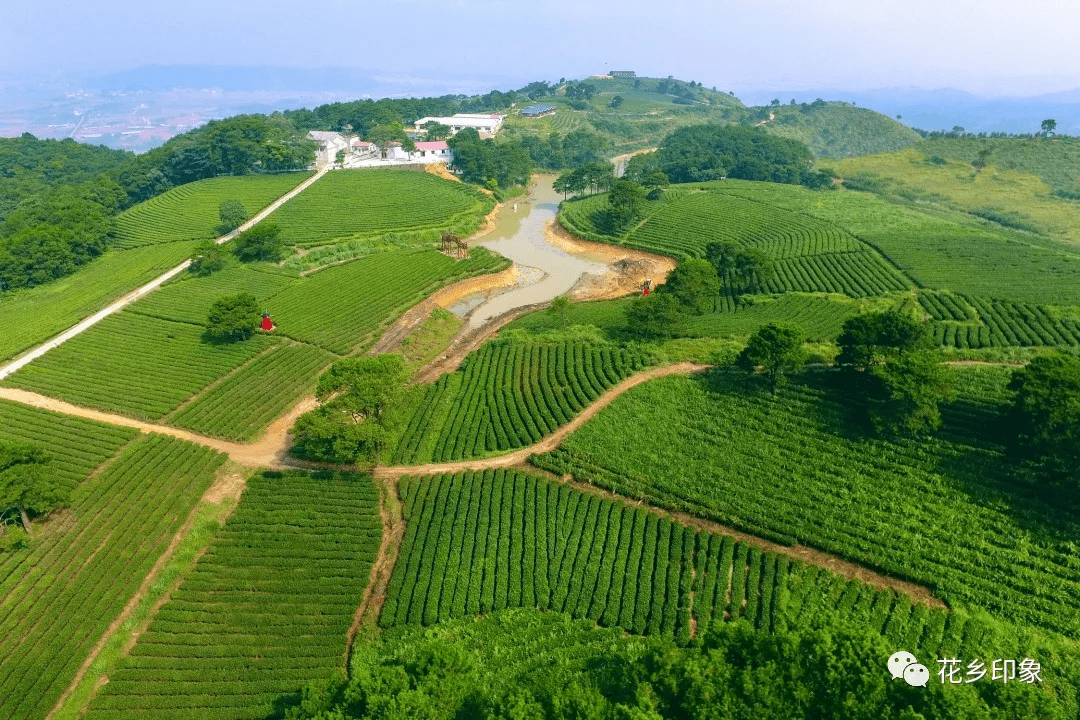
0 116 314 294
447 129 532 189
1008 352 1080 481
292 355 410 464
624 124 829 188
285 619 1056 720
205 292 261 342
233 222 284 262
738 322 807 392
0 441 59 540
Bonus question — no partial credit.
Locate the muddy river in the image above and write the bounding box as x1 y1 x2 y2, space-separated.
449 176 610 327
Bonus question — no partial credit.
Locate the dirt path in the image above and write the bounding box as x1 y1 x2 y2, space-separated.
375 363 709 478
44 464 248 720
0 387 314 469
611 148 657 178
344 474 406 663
0 168 327 383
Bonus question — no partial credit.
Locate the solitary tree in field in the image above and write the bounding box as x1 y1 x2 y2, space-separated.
1042 118 1057 136
866 350 954 435
233 222 285 262
0 441 59 539
665 259 721 315
218 199 248 234
293 355 410 463
189 241 228 276
1008 352 1080 481
738 323 806 393
548 294 572 328
626 292 685 338
206 292 261 342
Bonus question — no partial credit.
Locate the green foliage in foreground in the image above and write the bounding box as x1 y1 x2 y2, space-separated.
293 613 1066 720
205 292 261 341
0 440 59 536
1008 353 1080 481
5 311 270 419
85 470 381 720
0 436 224 720
293 355 410 464
535 366 1080 637
738 322 807 392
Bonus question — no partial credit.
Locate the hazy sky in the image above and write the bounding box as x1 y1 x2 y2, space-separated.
3 0 1079 95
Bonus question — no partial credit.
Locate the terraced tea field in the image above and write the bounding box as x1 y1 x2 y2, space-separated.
0 399 136 494
111 174 310 248
130 264 299 326
271 170 494 247
265 247 508 354
535 366 1080 637
393 339 649 463
85 471 380 720
0 436 225 720
3 311 271 419
169 342 332 441
381 470 978 654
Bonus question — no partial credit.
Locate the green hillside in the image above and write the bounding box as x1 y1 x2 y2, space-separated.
503 78 918 160
750 100 923 158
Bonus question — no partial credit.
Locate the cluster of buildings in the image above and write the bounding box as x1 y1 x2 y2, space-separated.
310 113 506 169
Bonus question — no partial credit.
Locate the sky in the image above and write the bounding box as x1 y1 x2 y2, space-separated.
3 0 1080 96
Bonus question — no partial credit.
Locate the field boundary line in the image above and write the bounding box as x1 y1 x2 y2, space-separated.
374 362 709 479
161 343 280 422
44 462 236 720
0 167 327 382
345 474 405 666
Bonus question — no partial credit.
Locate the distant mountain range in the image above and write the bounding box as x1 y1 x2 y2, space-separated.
737 87 1080 135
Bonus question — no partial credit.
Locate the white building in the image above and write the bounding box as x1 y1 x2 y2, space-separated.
410 141 451 162
412 113 504 135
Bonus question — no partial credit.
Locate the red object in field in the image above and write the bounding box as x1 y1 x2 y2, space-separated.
261 314 274 331
642 278 652 296
642 287 650 296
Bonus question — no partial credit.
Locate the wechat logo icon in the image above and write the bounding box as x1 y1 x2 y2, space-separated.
889 650 929 687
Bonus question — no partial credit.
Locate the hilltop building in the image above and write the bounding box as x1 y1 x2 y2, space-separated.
412 113 504 135
610 70 636 78
520 104 556 118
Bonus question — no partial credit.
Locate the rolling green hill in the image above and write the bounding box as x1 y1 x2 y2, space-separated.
502 76 916 160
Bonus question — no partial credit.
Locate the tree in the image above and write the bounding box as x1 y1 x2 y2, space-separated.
836 310 926 367
664 259 721 314
610 95 624 109
737 323 806 393
334 149 346 166
233 222 285 262
293 355 410 464
866 350 954 435
189 240 228 276
595 179 646 233
423 122 452 141
1041 118 1057 136
0 441 59 539
218 199 248 234
1007 352 1080 480
547 294 571 327
626 292 685 338
705 241 773 299
206 292 261 342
